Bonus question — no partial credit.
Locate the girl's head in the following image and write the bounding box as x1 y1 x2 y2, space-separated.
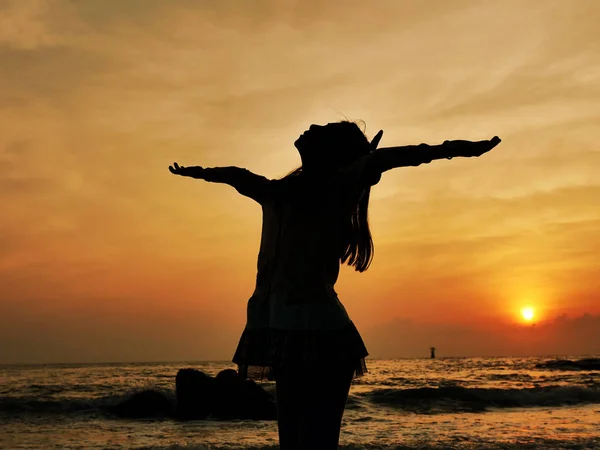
289 120 377 272
294 121 371 172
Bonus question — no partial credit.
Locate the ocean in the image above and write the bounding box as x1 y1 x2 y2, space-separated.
1 357 599 449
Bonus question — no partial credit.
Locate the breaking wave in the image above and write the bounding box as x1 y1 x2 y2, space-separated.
361 384 600 412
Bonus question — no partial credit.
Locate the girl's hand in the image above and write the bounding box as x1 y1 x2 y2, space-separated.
370 130 384 151
443 136 501 158
168 162 204 178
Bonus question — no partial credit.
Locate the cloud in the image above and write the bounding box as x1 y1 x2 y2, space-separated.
0 140 58 193
0 44 127 111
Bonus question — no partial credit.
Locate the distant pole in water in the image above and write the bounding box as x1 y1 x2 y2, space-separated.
430 347 436 359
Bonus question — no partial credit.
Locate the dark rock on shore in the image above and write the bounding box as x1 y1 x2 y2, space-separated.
535 358 600 371
110 368 276 421
211 369 277 420
175 368 277 420
176 368 215 419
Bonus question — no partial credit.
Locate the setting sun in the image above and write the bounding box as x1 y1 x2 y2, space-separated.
521 307 535 322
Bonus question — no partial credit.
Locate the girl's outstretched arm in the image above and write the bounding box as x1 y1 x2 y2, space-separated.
371 136 501 174
342 136 501 189
168 163 271 203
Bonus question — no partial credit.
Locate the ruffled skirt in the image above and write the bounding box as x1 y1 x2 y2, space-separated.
232 321 369 381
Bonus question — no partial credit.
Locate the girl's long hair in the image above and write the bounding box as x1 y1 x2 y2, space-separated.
340 181 375 272
283 121 377 272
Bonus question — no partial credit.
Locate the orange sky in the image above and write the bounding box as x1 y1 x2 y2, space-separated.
1 0 599 364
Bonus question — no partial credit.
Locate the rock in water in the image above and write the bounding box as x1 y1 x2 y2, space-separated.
111 389 173 418
213 369 277 420
175 368 277 420
176 368 215 419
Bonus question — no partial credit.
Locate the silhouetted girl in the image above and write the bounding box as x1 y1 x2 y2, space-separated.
169 122 500 449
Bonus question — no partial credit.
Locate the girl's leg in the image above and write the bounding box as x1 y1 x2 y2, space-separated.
274 365 301 450
297 361 356 450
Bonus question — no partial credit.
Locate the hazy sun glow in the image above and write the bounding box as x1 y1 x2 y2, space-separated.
521 307 535 322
